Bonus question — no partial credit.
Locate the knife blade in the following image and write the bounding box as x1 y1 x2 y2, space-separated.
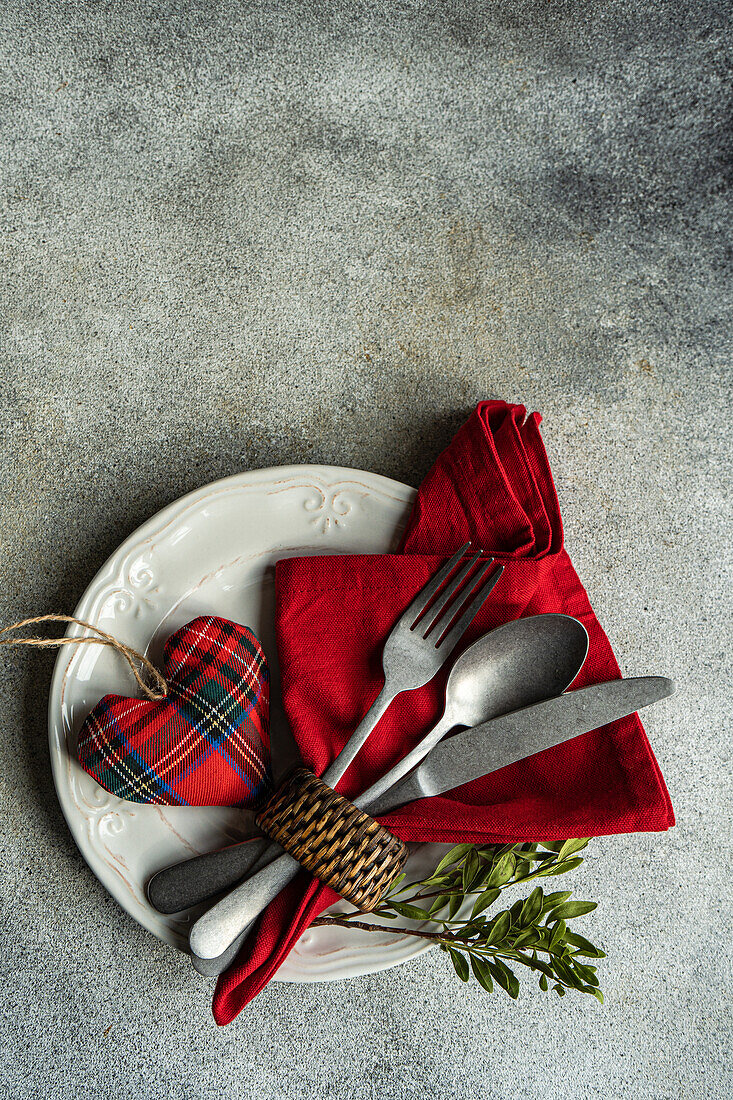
367 675 675 815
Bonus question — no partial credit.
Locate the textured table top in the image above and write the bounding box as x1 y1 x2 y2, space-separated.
1 2 730 1097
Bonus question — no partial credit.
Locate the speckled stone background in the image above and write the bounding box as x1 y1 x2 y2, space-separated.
0 1 731 1097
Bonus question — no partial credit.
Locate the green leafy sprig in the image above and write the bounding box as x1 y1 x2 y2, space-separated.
310 839 605 1002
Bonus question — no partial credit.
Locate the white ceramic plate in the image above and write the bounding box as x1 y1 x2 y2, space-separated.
49 465 455 982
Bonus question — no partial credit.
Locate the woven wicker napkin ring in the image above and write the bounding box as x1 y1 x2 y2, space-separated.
255 767 408 912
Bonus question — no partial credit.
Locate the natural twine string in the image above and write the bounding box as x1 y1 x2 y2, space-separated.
0 615 168 700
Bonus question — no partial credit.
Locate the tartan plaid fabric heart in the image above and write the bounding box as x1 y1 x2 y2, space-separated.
77 616 271 806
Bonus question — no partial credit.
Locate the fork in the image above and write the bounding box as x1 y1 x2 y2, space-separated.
188 543 504 962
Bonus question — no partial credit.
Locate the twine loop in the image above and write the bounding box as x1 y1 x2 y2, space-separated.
0 615 168 700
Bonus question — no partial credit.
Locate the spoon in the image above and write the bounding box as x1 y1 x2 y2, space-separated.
187 613 589 973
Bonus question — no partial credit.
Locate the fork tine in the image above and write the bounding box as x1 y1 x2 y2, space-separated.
418 551 482 636
434 562 504 651
399 541 471 627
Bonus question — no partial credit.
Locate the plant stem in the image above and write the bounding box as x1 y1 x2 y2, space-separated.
309 915 450 943
308 916 573 982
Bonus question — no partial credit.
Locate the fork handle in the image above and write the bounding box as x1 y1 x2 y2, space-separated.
187 739 433 960
149 687 398 915
188 688 399 957
321 684 397 789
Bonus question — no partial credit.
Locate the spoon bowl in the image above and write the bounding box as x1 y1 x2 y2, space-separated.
356 613 589 810
444 613 589 727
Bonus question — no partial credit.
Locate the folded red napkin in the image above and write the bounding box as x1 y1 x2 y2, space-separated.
212 401 673 1024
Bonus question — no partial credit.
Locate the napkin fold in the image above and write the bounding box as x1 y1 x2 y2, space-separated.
212 401 673 1024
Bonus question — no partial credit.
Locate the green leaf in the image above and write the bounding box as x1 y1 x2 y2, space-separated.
565 931 606 958
513 928 540 949
542 891 573 910
486 910 511 945
532 928 553 951
526 955 556 980
424 888 449 915
557 838 590 861
496 958 520 999
519 886 544 926
473 863 494 887
487 960 509 992
428 894 452 916
553 983 567 996
487 852 516 888
487 959 519 999
553 958 584 990
390 902 428 921
462 849 481 891
517 843 538 859
420 875 454 890
471 888 500 918
448 948 469 982
587 987 604 1004
434 844 475 874
509 899 524 925
539 973 549 992
495 843 519 857
470 955 494 992
547 901 598 921
574 962 600 987
535 857 585 877
448 893 463 919
387 873 407 892
549 919 567 951
514 859 531 880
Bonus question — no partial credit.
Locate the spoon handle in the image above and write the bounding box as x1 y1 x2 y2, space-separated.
187 717 457 961
355 712 456 809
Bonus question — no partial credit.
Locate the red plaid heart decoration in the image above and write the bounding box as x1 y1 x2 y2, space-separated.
77 616 271 806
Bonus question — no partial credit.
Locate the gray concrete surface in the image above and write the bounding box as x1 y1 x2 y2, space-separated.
1 1 731 1097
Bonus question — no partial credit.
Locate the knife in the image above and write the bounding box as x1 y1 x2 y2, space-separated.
189 674 674 965
368 674 674 814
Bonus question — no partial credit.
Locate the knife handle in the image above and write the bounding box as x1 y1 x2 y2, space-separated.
147 836 278 913
187 775 416 962
185 728 437 962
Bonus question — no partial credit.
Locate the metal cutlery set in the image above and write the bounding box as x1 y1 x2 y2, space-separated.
147 544 674 976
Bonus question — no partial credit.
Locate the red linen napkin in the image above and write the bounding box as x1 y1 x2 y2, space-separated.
212 401 674 1024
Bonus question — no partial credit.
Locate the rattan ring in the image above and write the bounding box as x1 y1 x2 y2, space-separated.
255 768 408 912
